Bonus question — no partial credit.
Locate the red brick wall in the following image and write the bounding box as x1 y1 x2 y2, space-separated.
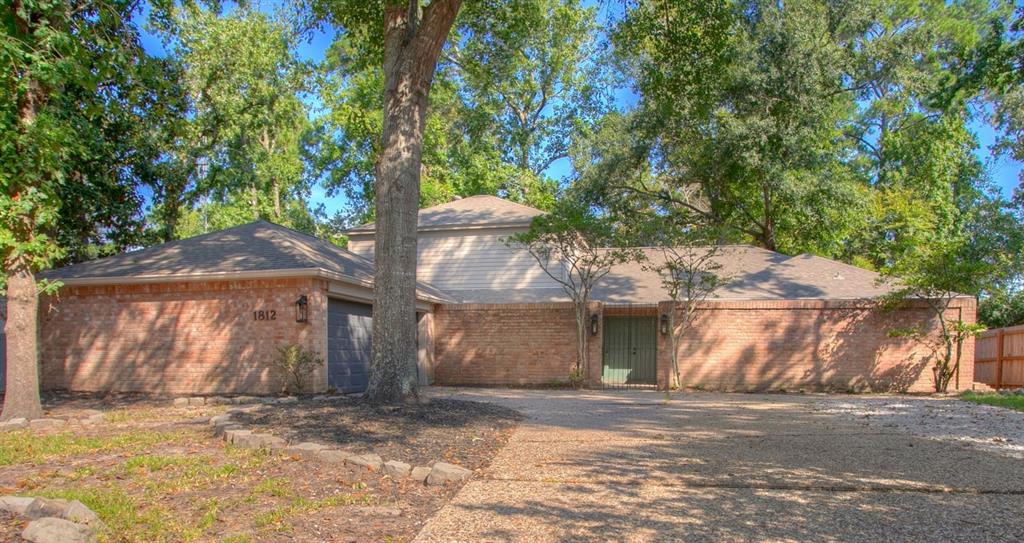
433 302 602 386
40 278 328 395
656 298 977 393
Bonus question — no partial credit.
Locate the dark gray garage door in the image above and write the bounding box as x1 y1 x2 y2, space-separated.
327 299 372 393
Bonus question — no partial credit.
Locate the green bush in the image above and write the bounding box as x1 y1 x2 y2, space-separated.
273 344 323 394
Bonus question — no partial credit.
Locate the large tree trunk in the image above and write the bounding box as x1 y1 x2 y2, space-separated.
3 1 45 420
366 0 461 403
272 178 282 219
1 256 43 421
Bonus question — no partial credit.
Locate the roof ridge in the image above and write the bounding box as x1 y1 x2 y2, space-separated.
781 253 881 275
257 219 377 267
56 220 263 272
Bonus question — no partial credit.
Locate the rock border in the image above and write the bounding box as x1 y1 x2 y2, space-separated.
0 410 106 434
170 394 347 408
208 404 472 486
0 496 103 543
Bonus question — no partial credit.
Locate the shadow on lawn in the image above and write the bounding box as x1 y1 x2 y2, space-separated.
232 397 522 467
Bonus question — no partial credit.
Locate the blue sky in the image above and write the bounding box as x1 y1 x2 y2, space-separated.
134 4 1022 218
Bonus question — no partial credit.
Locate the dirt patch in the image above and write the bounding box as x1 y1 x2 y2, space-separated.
232 397 523 468
0 394 520 542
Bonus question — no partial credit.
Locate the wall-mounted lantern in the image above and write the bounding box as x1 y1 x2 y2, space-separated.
660 313 670 335
295 295 309 323
590 313 599 336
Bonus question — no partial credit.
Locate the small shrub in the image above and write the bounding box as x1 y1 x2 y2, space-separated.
273 344 323 394
568 368 585 389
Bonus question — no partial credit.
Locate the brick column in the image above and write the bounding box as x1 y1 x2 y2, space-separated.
954 297 977 391
656 301 674 390
586 301 604 387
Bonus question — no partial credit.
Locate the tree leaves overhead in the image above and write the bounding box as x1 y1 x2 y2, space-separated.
594 0 865 255
591 0 1023 325
143 5 318 241
311 0 609 224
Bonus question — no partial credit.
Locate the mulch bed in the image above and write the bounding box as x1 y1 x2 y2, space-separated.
0 394 521 542
232 397 523 469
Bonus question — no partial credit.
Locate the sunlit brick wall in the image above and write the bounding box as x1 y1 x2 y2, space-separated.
656 298 976 393
39 278 328 395
433 302 603 386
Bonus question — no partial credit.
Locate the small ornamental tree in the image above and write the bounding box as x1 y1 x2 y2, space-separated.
879 240 988 393
646 237 728 392
871 177 1022 392
508 199 637 383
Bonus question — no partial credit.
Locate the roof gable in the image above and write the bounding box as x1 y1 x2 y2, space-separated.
348 195 544 234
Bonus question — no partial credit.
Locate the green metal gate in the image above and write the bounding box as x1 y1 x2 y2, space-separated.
601 316 657 387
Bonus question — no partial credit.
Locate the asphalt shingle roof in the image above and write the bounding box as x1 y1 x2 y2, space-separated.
445 246 898 304
40 221 451 301
348 195 544 233
593 246 896 303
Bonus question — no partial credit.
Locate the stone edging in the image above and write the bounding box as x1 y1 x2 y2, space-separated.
0 410 105 433
208 406 472 486
0 496 103 543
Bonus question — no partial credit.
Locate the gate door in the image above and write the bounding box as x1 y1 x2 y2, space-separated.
601 316 657 386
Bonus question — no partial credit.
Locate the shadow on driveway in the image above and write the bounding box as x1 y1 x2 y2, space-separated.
416 388 1024 542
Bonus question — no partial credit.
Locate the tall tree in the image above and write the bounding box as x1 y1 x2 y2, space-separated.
311 0 607 224
1 0 152 420
312 41 517 224
147 6 316 240
451 0 610 200
604 0 862 255
310 0 463 403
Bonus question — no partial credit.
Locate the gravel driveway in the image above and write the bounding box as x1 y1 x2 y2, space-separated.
416 388 1024 542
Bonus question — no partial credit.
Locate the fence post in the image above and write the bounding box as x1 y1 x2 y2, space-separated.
995 329 1005 390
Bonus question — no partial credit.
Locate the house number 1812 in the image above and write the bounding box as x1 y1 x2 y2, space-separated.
253 310 277 321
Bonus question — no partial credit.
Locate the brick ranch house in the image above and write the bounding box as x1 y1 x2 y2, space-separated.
2 196 974 395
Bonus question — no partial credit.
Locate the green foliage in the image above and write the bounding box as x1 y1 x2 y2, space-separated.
309 0 606 224
509 194 640 375
273 344 323 394
979 288 1024 328
598 0 865 255
876 217 1009 392
0 0 156 280
145 6 317 240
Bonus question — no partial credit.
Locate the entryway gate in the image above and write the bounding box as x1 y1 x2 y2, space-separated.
601 316 657 387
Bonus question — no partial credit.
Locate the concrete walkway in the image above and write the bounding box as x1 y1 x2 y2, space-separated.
416 388 1024 542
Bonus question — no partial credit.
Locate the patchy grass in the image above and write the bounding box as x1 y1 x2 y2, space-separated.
253 492 380 531
1 395 519 542
0 429 194 467
218 535 254 543
962 391 1024 412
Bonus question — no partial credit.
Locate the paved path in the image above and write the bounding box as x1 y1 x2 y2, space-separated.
416 388 1024 542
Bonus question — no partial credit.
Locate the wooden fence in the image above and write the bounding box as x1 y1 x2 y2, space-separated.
975 324 1024 389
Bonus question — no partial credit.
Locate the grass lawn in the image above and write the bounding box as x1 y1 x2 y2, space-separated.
961 391 1024 412
0 395 519 543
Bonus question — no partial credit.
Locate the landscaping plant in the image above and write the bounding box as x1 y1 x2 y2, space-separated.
509 195 639 384
645 237 728 394
274 344 323 395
